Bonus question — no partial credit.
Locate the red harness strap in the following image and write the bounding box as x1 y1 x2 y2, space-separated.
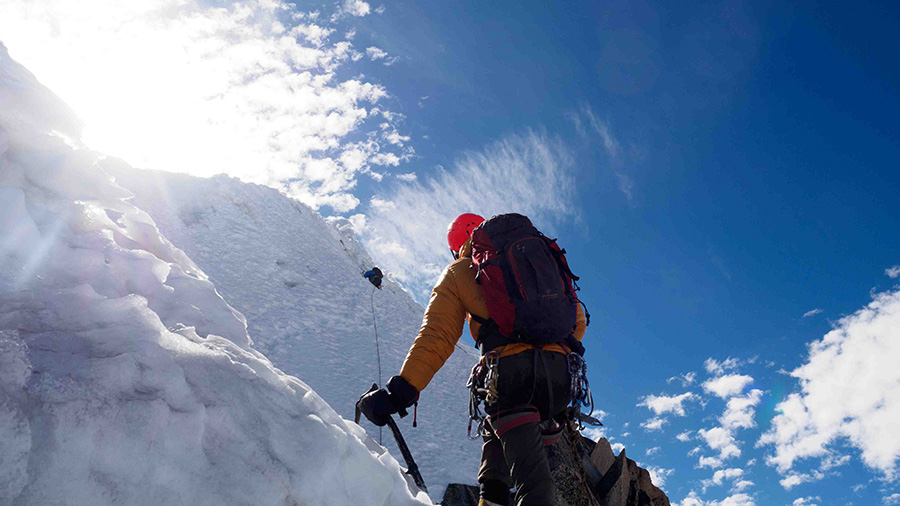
488 406 541 438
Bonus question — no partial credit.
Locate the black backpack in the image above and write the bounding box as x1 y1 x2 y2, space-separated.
470 213 586 352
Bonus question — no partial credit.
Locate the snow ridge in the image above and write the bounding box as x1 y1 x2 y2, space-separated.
0 42 431 506
106 163 482 499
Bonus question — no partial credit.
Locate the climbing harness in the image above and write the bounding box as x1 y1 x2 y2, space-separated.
467 349 599 438
467 347 601 434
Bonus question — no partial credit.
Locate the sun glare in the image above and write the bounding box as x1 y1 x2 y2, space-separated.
0 0 405 212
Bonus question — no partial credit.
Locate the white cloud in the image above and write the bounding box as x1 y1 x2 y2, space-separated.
611 442 626 454
705 357 743 376
336 0 371 18
641 417 668 432
713 468 744 484
884 493 900 505
616 172 635 201
886 266 900 279
802 308 823 318
778 471 823 490
732 480 753 492
759 287 900 480
819 453 851 471
638 392 701 416
701 468 744 491
361 130 578 299
344 213 367 234
580 103 618 157
674 490 706 506
792 497 820 506
292 23 335 46
698 456 724 469
395 172 417 182
582 426 607 442
647 466 674 487
677 431 694 442
720 389 764 430
699 427 741 461
379 128 410 148
575 103 635 201
366 46 388 60
646 446 661 456
703 374 754 399
676 491 756 506
677 491 705 506
715 493 755 506
669 371 698 386
0 0 407 214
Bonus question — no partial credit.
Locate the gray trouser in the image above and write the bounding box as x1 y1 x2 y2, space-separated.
477 349 572 506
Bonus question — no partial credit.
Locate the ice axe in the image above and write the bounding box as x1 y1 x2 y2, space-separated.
355 383 428 493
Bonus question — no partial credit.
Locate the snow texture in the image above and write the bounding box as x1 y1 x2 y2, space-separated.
0 41 432 506
105 162 482 500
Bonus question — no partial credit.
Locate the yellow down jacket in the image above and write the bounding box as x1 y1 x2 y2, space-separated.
398 239 587 392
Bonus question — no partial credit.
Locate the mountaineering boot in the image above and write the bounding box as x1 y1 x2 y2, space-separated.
478 478 511 506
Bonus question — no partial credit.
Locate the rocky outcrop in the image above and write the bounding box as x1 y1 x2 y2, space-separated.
441 425 670 506
442 484 480 505
546 426 603 506
590 442 669 506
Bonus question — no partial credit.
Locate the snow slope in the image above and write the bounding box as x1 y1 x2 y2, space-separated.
105 163 482 499
0 43 431 506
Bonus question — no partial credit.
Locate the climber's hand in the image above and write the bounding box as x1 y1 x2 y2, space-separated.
358 388 397 427
357 376 418 427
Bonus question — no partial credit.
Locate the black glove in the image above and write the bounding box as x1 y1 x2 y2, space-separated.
358 388 394 427
358 376 419 427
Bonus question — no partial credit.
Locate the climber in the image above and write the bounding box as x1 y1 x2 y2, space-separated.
363 267 383 289
358 213 588 506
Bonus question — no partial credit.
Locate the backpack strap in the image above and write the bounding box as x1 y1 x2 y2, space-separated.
577 299 591 327
470 314 509 354
470 313 490 326
547 243 580 283
544 239 592 326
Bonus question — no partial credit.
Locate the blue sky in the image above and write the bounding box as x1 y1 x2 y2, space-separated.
345 2 900 504
2 0 899 504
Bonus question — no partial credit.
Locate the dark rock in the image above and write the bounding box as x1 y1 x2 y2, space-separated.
441 483 479 506
589 437 616 477
594 443 670 506
547 425 603 506
441 432 670 506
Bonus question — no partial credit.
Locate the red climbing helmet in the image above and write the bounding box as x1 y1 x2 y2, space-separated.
447 213 485 257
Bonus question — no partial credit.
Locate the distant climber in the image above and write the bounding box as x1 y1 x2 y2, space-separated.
358 213 589 506
363 267 383 289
